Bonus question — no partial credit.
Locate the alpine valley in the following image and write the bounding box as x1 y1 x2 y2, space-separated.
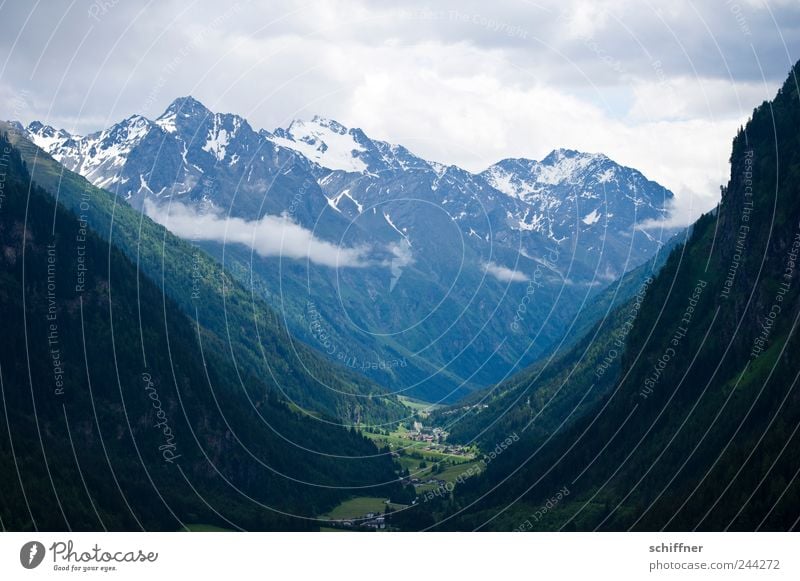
21 97 678 402
3 56 798 533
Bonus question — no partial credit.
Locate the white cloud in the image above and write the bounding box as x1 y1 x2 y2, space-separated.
637 188 713 230
483 260 529 282
385 240 415 291
342 57 741 219
144 200 371 268
627 76 770 122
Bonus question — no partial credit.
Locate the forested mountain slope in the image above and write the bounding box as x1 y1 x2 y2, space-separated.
0 134 403 531
2 123 406 425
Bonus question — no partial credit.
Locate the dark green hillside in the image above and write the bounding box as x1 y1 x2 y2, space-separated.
433 280 653 451
0 134 402 530
428 60 800 532
428 235 682 450
1 124 405 425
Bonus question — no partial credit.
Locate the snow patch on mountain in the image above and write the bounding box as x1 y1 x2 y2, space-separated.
203 127 229 161
597 167 615 183
383 212 411 245
202 114 242 162
270 117 367 173
26 122 75 151
30 115 155 189
582 209 601 225
326 188 364 213
515 208 547 233
536 149 603 185
155 111 178 134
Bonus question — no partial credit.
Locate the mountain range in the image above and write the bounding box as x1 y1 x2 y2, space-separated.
21 98 679 401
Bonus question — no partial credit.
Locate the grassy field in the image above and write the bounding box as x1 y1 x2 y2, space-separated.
436 459 484 481
413 459 485 492
387 502 410 511
397 454 428 471
323 496 389 520
397 395 443 415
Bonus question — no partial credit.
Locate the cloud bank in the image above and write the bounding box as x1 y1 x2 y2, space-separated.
144 200 371 268
483 260 529 282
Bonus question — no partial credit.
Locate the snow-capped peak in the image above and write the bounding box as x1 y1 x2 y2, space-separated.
309 115 348 135
155 95 211 134
269 116 368 173
158 95 210 118
482 149 613 199
108 114 153 142
542 148 606 163
536 148 605 185
26 121 75 151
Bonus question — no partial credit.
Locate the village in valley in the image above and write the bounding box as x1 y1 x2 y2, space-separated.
321 399 483 531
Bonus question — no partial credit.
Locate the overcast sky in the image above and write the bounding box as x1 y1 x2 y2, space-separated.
1 0 798 223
